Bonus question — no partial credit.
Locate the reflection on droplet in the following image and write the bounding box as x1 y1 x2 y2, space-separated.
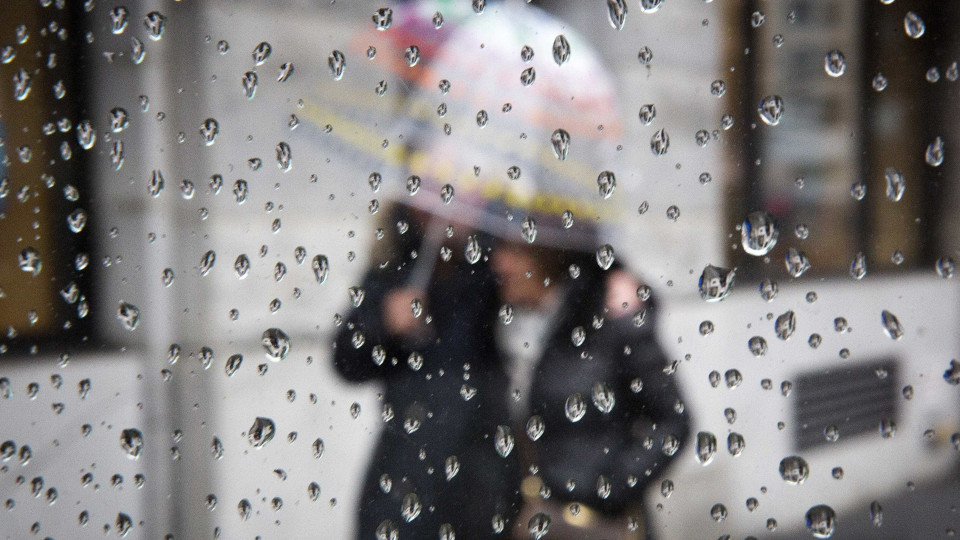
779 455 809 484
551 128 571 160
247 416 275 448
699 265 735 302
607 0 627 30
695 431 717 465
881 310 903 340
328 50 346 80
650 128 669 156
824 50 845 77
775 310 796 340
885 167 905 201
120 428 144 459
261 328 291 361
596 244 615 270
552 34 570 65
926 136 944 167
494 425 514 457
806 504 836 538
565 393 586 422
741 211 779 255
904 11 925 39
785 248 811 277
758 95 784 126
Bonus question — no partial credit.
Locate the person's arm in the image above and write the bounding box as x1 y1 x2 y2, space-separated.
536 318 690 513
332 268 433 382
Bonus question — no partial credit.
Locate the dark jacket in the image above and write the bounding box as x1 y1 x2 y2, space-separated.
333 235 689 539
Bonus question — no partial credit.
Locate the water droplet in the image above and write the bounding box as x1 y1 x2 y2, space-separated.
779 455 809 484
597 171 616 199
406 175 421 195
596 244 615 270
12 68 31 101
465 235 482 264
650 128 669 156
711 503 728 522
565 393 586 422
109 6 129 34
520 216 537 243
513 46 533 66
241 71 257 99
824 50 846 77
200 118 219 146
710 80 727 97
758 95 784 126
476 110 488 127
404 45 420 67
638 0 664 14
67 208 87 233
276 141 292 172
850 182 867 201
741 210 779 255
528 512 551 539
926 136 944 167
806 505 836 538
872 72 888 92
312 255 330 283
225 354 242 377
120 428 144 459
17 247 42 276
775 310 796 340
76 120 96 150
638 104 656 125
251 42 271 65
520 67 536 86
699 264 735 302
248 416 275 448
261 328 290 361
607 0 628 29
785 248 811 277
591 382 615 413
376 519 399 540
904 11 925 38
881 310 903 340
199 250 216 276
552 34 570 65
238 499 252 521
551 128 571 160
372 8 393 30
116 302 140 331
748 336 768 357
143 11 166 41
525 415 545 441
850 252 867 280
116 513 133 537
696 432 718 465
936 257 955 278
328 50 346 80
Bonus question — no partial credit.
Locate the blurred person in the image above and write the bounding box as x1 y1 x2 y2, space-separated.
332 2 688 538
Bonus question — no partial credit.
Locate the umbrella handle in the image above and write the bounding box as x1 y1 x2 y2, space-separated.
407 218 446 291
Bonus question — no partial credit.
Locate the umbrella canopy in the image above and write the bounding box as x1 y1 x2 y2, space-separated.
383 1 625 251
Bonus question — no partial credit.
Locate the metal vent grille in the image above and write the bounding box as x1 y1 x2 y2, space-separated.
794 359 898 450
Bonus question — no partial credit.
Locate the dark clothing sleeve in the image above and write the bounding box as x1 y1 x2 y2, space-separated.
532 302 691 514
332 265 430 383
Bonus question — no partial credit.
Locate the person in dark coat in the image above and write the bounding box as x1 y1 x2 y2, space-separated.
333 206 690 539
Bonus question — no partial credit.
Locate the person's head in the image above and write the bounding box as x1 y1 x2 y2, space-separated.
490 239 584 308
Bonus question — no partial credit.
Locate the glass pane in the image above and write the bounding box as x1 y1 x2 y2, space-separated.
0 1 957 539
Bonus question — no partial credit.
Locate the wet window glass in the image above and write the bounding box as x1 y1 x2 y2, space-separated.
0 1 958 539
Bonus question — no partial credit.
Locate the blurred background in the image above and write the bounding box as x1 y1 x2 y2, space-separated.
1 0 960 538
